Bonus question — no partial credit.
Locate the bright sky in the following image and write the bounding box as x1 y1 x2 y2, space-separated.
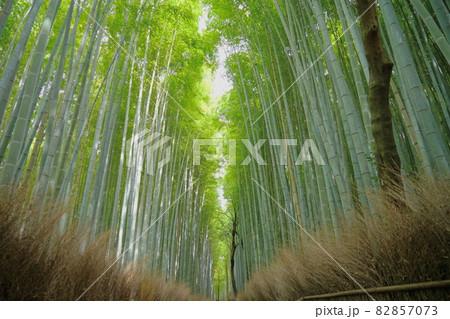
199 7 232 211
212 44 233 99
212 49 232 211
199 6 232 99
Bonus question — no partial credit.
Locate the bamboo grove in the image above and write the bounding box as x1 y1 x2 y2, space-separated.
206 0 450 295
0 0 223 297
0 0 449 300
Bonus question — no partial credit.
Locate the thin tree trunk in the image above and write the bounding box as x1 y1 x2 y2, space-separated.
230 207 238 296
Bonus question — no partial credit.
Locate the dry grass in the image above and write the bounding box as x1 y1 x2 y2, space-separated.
237 175 450 301
0 188 207 301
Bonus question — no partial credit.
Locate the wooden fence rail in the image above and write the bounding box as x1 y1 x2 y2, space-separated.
298 280 450 301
